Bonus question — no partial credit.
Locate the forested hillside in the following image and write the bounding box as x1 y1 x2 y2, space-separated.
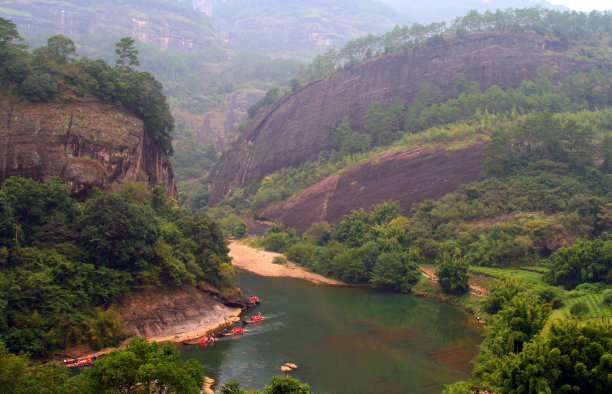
208 9 612 393
0 23 235 360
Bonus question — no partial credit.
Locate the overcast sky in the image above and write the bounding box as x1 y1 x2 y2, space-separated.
551 0 611 11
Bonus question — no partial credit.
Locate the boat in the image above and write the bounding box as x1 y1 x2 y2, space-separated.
182 338 213 345
242 316 266 324
220 328 248 336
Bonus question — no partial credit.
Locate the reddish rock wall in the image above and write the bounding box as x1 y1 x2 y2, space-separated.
0 100 176 197
208 32 601 204
261 144 484 232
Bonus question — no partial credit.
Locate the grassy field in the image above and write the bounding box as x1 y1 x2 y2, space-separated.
468 266 545 284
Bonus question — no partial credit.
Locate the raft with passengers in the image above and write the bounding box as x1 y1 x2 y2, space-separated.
242 312 266 324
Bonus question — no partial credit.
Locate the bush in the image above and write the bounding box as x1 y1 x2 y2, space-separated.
285 242 317 266
19 71 57 101
272 256 287 265
232 221 247 238
570 301 589 317
435 253 470 295
603 289 612 305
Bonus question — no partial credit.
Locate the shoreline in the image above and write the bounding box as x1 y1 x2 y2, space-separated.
229 240 345 285
230 240 484 323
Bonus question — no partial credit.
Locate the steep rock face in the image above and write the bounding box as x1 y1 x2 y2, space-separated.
117 286 240 341
261 144 484 232
0 100 176 197
173 89 262 152
208 32 601 204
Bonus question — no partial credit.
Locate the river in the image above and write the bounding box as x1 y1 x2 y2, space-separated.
178 272 482 393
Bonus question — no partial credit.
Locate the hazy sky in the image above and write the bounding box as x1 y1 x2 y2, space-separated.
551 0 611 11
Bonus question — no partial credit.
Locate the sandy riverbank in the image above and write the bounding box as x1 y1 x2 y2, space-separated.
229 240 344 285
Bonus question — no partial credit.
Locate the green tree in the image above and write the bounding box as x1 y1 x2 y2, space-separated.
263 375 310 394
115 36 140 72
79 194 161 273
435 253 469 295
46 34 76 64
370 252 419 292
70 337 204 393
0 18 21 48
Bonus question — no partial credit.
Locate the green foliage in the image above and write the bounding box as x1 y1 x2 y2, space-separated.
365 98 403 146
80 194 161 272
0 177 234 357
232 221 248 238
1 26 174 155
300 7 612 81
334 117 371 155
545 238 612 289
0 339 70 393
256 201 419 291
69 337 204 393
272 256 287 265
435 253 470 295
85 308 127 350
370 251 419 292
115 36 139 71
247 84 280 118
569 301 589 317
46 34 77 64
264 375 310 394
219 374 310 394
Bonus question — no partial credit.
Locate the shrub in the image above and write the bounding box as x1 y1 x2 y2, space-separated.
272 256 287 265
570 301 589 317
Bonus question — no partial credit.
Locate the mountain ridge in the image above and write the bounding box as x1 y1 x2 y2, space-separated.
208 31 606 204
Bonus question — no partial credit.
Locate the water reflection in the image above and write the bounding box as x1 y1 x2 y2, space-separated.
178 272 481 393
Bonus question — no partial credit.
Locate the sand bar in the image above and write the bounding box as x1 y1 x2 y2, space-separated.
229 240 344 285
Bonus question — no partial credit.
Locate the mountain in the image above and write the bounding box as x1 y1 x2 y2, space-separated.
198 0 409 58
378 1 566 23
260 144 484 232
207 32 603 205
0 0 219 50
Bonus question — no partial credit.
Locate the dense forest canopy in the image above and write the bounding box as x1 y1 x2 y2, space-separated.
0 176 233 358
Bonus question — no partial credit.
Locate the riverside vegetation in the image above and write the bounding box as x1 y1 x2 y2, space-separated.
212 10 612 393
0 20 314 394
2 7 612 393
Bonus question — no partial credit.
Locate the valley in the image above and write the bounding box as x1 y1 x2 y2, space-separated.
0 2 612 393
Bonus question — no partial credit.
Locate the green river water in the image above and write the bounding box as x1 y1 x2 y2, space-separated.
178 272 482 393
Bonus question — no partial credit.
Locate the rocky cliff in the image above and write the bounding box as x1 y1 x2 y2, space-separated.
0 99 176 197
261 144 484 232
117 285 240 342
208 32 601 204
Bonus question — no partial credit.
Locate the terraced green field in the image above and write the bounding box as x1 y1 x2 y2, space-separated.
468 266 545 284
561 293 611 319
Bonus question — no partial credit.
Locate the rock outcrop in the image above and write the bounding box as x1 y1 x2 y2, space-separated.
117 286 241 342
261 143 484 232
0 99 176 197
208 32 603 204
